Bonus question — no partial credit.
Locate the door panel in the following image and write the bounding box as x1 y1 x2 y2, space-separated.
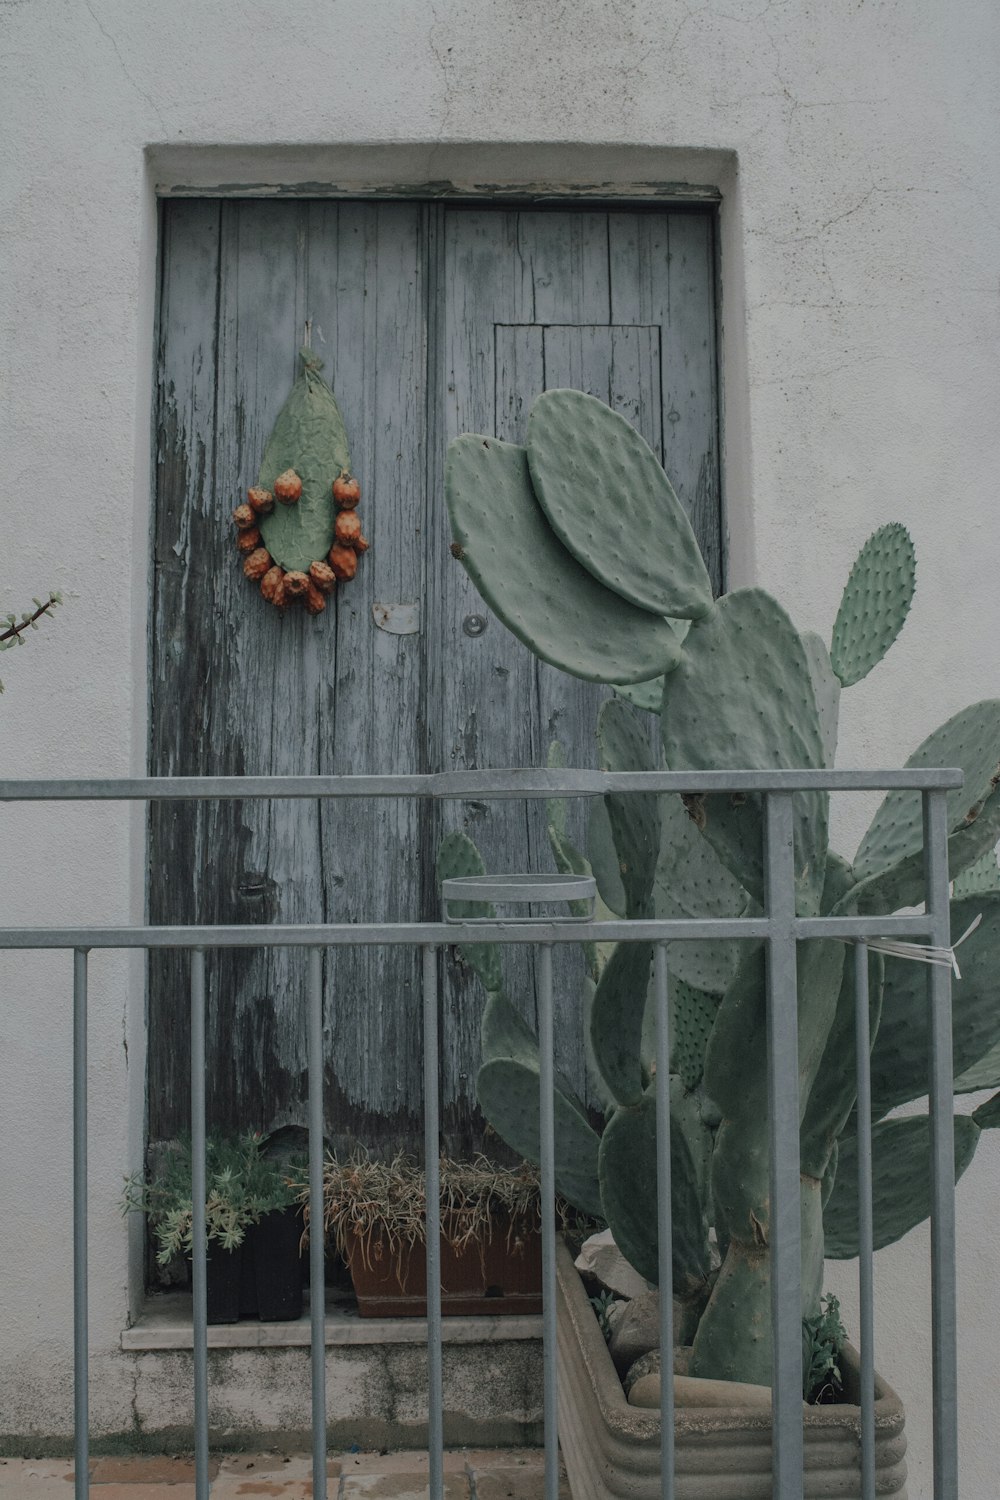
149 199 720 1155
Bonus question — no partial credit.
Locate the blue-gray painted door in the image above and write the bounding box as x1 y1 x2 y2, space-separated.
149 199 720 1155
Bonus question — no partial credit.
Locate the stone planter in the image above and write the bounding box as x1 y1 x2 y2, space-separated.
555 1240 907 1499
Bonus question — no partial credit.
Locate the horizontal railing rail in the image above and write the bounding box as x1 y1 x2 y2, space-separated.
1 769 960 1500
0 766 965 801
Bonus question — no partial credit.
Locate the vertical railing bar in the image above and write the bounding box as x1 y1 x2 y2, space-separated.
853 941 876 1500
537 943 559 1500
653 943 675 1500
422 944 444 1500
190 948 209 1500
763 792 803 1500
73 948 90 1500
308 947 328 1500
923 789 958 1500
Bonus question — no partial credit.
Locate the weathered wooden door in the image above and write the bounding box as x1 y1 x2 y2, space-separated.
149 199 720 1157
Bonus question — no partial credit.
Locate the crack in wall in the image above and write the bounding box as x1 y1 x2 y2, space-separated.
83 0 167 132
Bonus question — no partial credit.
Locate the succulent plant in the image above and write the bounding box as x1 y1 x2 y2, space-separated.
440 387 1000 1388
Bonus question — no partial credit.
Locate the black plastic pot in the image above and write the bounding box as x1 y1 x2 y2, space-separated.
252 1207 304 1321
203 1242 243 1325
238 1230 259 1319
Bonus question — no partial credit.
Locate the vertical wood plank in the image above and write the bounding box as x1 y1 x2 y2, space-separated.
148 199 222 1140
312 201 427 1148
437 209 539 1140
610 211 722 591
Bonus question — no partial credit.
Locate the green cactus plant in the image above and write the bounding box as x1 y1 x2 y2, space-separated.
441 386 1000 1390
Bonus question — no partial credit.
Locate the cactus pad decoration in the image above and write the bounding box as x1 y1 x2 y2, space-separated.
232 348 369 613
442 384 1000 1391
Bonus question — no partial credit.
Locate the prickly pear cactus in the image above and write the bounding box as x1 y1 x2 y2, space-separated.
445 435 682 683
442 385 1000 1390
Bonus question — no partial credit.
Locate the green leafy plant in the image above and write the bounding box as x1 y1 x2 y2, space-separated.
0 591 61 693
802 1294 847 1403
441 386 1000 1389
122 1132 300 1265
589 1288 621 1343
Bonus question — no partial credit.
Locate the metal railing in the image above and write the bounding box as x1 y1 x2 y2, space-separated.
0 766 963 1500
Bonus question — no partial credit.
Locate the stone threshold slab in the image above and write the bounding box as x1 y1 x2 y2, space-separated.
122 1291 542 1351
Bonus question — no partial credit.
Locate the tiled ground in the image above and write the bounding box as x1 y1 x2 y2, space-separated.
0 1449 568 1498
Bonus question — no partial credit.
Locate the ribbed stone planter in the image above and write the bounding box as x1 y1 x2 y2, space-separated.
556 1241 907 1499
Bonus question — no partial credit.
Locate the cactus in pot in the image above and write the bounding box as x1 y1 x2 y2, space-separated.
441 387 1000 1389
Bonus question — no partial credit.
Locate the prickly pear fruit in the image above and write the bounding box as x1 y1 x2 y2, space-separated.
243 547 272 580
274 468 303 503
236 526 261 553
333 471 361 507
309 560 336 594
328 546 358 581
259 566 286 606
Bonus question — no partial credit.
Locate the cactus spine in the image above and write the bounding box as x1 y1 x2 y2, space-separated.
443 388 1000 1387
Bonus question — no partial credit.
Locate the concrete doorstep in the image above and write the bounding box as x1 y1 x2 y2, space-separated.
0 1448 569 1498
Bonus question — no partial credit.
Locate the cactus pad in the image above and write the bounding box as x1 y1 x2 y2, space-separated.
526 390 714 621
850 699 1000 912
868 895 1000 1119
258 350 350 574
824 1114 980 1258
589 939 653 1107
587 797 627 917
597 1085 711 1289
955 1036 1000 1094
477 991 603 1217
596 699 661 917
952 846 1000 898
800 944 883 1180
801 631 841 768
669 978 721 1089
661 588 829 914
614 677 665 714
971 1091 1000 1130
830 524 916 687
446 435 683 683
655 788 749 994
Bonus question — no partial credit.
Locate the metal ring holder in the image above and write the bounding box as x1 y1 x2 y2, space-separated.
441 871 596 923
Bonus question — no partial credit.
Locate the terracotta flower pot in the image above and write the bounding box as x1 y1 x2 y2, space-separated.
344 1212 542 1318
555 1240 907 1500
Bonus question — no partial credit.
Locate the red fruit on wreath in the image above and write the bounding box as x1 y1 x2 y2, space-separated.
332 470 361 508
273 468 303 504
328 545 358 582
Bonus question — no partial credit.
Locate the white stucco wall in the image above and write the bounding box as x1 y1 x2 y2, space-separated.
1 1 997 1494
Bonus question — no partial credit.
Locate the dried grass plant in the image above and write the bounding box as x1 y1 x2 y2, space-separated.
298 1152 574 1276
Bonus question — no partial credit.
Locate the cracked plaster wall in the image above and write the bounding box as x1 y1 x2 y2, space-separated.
1 2 998 1496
